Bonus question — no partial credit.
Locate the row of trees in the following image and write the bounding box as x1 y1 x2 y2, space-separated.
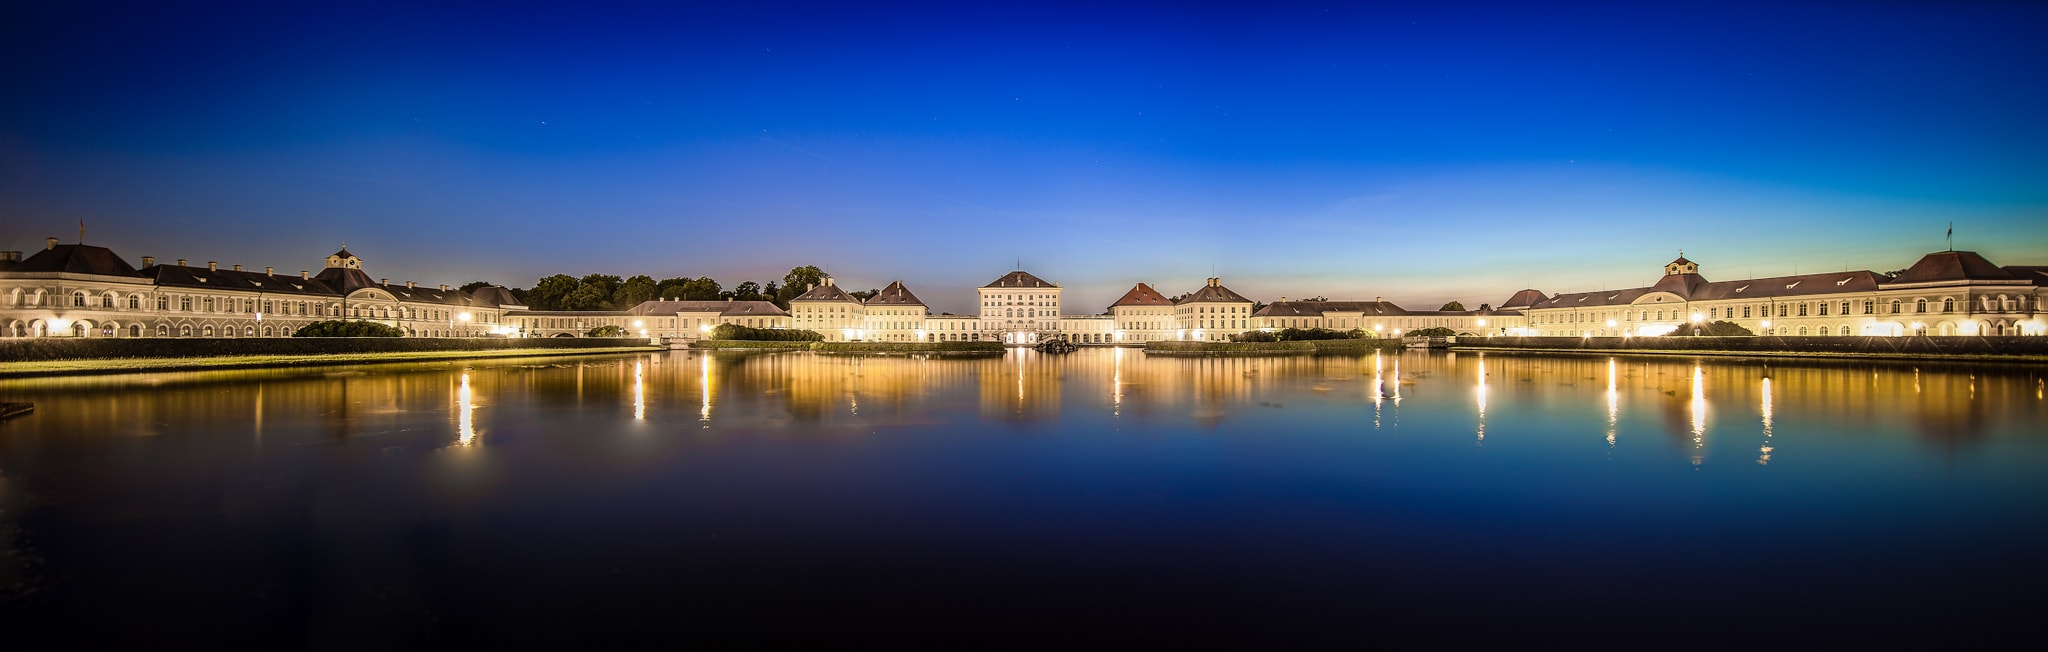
480 265 886 312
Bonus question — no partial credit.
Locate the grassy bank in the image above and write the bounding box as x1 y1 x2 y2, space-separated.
688 340 815 350
0 346 659 378
1452 335 2048 363
1452 345 2048 364
1143 339 1404 355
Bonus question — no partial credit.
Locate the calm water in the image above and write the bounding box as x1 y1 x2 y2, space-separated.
1 349 2044 647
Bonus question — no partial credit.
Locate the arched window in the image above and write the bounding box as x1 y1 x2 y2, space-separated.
1862 300 1873 315
128 295 140 309
1942 297 1955 312
1798 326 1808 336
72 291 87 307
180 325 192 337
221 325 233 337
1891 300 1902 314
245 326 254 336
101 293 115 308
129 325 141 337
263 326 273 337
1819 326 1829 336
157 324 169 337
203 325 215 337
1916 299 1928 313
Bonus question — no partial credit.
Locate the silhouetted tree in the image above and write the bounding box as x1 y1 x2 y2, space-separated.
1440 301 1466 311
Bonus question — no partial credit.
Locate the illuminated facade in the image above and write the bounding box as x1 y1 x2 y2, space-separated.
1253 296 1531 337
1524 251 2047 337
1 239 521 338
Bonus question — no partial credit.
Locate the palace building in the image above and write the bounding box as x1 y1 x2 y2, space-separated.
1252 297 1530 337
1 239 523 339
1523 251 2047 337
7 232 2039 343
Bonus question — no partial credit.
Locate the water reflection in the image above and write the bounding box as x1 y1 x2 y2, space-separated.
2 350 2044 466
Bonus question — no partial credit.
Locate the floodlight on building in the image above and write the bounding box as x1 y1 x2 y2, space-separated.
458 312 472 321
1477 319 1487 327
1691 312 1704 323
634 320 644 328
701 324 714 333
1760 320 1772 329
1606 319 1617 328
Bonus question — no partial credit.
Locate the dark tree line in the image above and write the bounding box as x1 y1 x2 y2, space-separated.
471 265 834 312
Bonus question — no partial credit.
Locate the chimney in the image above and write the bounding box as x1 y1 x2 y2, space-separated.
265 266 273 275
439 284 448 291
726 296 733 302
824 276 835 287
1280 296 1289 303
300 270 309 279
1375 296 1383 304
380 278 389 286
177 258 188 267
232 264 243 272
808 282 816 291
406 281 415 289
208 261 218 271
141 256 155 266
0 252 16 263
45 237 58 250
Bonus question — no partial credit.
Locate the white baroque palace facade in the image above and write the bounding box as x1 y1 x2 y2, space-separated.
1524 252 2046 337
1 239 522 338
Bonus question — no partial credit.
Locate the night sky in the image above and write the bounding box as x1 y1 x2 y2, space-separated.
3 1 2043 314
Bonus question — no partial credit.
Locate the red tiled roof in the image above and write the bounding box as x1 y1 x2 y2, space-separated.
8 244 144 277
1888 251 2017 285
984 270 1054 288
1108 282 1171 309
865 280 925 306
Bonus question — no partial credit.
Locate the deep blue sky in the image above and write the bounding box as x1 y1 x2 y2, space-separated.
4 1 2044 313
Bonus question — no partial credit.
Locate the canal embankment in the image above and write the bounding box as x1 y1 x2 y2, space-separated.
1143 339 1406 355
0 338 660 378
690 340 1004 356
1451 335 2048 362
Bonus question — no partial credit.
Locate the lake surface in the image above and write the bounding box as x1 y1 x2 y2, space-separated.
2 348 2044 647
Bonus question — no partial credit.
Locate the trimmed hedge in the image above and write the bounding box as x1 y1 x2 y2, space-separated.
710 323 822 342
294 320 405 337
0 337 651 362
1233 327 1366 342
1146 338 1403 354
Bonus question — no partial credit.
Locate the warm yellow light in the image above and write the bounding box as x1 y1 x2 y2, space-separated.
1606 319 1617 328
1691 312 1704 323
633 319 645 328
1476 319 1487 327
700 324 714 332
1760 320 1772 328
458 312 472 321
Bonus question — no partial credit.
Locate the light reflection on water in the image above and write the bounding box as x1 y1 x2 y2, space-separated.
0 348 2044 645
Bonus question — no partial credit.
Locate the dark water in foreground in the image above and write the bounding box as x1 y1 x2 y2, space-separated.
1 349 2044 647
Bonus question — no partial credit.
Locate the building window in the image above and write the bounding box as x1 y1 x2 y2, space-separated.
158 325 168 337
1742 306 1752 318
129 295 140 309
73 291 86 307
1942 297 1954 312
1916 299 1928 313
1863 300 1874 315
1799 304 1809 317
180 296 192 311
1777 305 1787 318
1840 301 1850 315
1891 300 1902 314
1817 302 1827 316
101 294 114 308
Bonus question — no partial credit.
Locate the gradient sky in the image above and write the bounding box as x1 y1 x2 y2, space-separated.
4 1 2044 314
